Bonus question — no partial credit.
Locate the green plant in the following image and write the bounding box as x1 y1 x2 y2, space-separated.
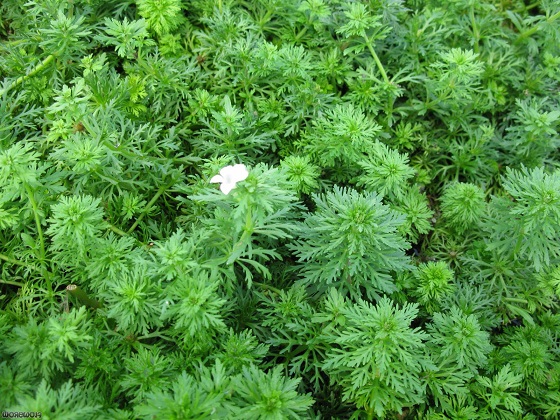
412 261 455 314
440 182 486 234
289 186 411 300
1 0 560 417
322 297 429 418
485 166 560 272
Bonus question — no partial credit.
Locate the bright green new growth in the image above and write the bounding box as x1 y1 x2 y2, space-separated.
357 141 416 201
136 0 183 36
413 261 455 313
391 186 434 242
46 195 108 261
280 154 320 194
299 103 382 173
322 297 429 418
427 307 492 374
290 186 411 300
232 364 315 419
472 365 524 418
190 163 299 286
7 380 101 418
4 308 92 381
98 18 155 58
101 263 163 336
161 270 226 342
485 166 560 271
440 182 486 233
134 369 224 419
133 361 314 419
119 345 174 403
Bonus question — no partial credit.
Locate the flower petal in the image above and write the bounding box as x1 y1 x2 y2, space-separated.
231 164 249 182
212 164 248 193
210 174 224 184
219 165 236 182
220 182 236 194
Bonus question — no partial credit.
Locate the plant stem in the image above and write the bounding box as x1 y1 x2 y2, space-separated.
2 39 27 48
524 2 540 11
108 223 128 236
294 26 308 42
228 207 254 265
107 222 152 249
365 37 389 84
503 297 528 304
0 252 29 268
24 185 45 260
126 180 175 235
0 54 55 96
66 284 103 309
0 279 25 287
137 331 172 341
0 253 54 279
515 10 560 44
24 183 52 294
252 281 282 294
469 5 480 54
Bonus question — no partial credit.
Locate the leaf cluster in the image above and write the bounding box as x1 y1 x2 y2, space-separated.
1 0 560 418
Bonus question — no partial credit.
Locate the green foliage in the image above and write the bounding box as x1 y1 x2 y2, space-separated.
280 154 320 195
132 360 314 419
232 364 315 419
101 262 163 336
440 182 486 234
413 261 455 314
40 11 92 60
133 367 227 419
485 166 560 271
427 307 492 374
161 270 226 342
391 186 434 243
356 141 416 201
7 380 101 419
4 307 92 380
289 186 411 300
1 0 560 417
0 361 34 407
214 329 269 374
97 18 155 59
46 195 109 262
136 0 184 36
504 97 560 166
322 297 429 418
119 345 175 403
472 365 524 419
257 284 328 390
298 103 382 177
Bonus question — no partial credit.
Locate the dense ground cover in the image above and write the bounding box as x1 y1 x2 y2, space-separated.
1 0 560 418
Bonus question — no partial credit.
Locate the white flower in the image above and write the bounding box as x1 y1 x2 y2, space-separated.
210 164 249 194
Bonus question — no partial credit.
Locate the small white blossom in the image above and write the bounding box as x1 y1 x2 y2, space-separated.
210 164 249 194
